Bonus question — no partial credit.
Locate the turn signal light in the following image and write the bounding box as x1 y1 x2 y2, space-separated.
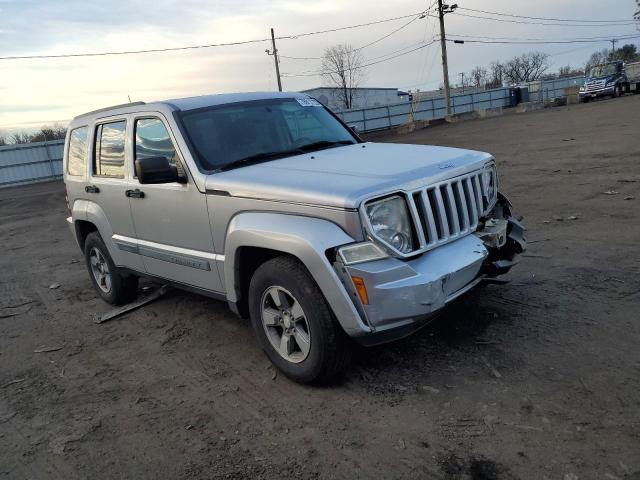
351 276 369 305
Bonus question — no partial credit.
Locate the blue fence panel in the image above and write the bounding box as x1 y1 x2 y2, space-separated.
0 140 65 187
334 86 513 133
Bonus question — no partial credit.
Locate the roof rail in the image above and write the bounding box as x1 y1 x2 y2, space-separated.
75 101 146 119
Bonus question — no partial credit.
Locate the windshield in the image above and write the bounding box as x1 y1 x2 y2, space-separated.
589 63 617 78
178 98 357 171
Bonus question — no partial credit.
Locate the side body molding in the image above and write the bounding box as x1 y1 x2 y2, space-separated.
223 213 371 336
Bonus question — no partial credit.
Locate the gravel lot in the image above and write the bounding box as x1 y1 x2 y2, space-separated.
1 95 639 480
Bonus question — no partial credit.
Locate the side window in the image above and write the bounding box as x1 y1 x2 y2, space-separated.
67 126 88 176
94 121 126 177
135 118 177 166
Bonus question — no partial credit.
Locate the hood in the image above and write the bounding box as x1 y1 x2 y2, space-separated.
205 142 492 209
586 74 617 83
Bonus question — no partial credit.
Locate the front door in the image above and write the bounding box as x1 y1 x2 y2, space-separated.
126 114 223 294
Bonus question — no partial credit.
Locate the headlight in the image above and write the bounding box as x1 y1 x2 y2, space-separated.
365 195 415 254
579 86 585 92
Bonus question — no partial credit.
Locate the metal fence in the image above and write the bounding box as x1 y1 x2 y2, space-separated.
527 75 584 104
333 76 587 133
334 87 512 133
0 139 65 188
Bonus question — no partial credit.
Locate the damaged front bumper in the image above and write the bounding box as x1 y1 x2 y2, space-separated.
336 193 526 346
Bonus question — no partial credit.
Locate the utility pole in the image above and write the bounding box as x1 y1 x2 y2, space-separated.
438 0 452 116
266 28 282 92
610 38 617 57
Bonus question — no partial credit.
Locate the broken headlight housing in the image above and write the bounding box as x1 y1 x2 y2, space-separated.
364 195 415 254
483 163 498 209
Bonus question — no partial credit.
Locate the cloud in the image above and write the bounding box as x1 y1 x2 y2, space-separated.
1 0 638 130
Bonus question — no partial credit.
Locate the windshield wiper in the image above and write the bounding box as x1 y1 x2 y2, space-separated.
216 141 355 172
218 148 305 172
296 140 355 153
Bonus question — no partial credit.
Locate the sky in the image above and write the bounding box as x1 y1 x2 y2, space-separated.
0 0 638 134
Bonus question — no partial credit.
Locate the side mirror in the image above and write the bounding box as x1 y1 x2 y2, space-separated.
135 156 179 184
348 124 359 134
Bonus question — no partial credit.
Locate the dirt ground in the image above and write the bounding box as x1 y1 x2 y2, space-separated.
1 95 639 480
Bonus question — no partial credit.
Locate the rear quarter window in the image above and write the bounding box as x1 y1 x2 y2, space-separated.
67 127 88 176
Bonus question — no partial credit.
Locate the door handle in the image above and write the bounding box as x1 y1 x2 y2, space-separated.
125 189 145 199
85 185 100 194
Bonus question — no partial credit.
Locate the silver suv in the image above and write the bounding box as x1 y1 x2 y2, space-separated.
63 92 526 383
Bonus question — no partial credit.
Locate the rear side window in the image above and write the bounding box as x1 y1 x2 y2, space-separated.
135 118 177 166
94 121 126 177
67 127 88 176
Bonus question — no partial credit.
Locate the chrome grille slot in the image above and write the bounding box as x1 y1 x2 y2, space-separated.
585 79 606 92
406 168 496 254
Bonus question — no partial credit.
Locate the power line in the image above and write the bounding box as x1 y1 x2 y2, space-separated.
447 34 640 45
0 37 272 61
447 33 640 42
281 39 438 77
0 9 429 61
457 7 637 24
277 10 428 39
353 15 423 52
281 38 436 76
448 12 639 27
279 13 425 61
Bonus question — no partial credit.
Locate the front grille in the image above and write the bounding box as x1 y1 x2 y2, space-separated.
407 169 496 252
585 79 606 92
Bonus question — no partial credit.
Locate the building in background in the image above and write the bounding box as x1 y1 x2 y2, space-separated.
301 87 408 112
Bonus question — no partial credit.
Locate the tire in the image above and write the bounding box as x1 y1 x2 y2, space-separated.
84 232 139 305
248 256 351 384
613 84 622 98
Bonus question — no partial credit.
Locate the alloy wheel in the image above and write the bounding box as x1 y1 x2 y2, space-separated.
260 286 311 363
89 247 112 293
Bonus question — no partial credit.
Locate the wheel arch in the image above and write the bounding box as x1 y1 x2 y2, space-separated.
74 219 98 251
224 212 370 336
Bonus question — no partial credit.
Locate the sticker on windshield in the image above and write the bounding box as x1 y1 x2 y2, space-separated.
296 98 322 107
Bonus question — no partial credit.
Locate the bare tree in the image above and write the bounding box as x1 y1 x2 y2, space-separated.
10 132 33 144
6 124 67 144
502 52 550 84
585 49 610 73
487 61 504 88
30 124 67 142
321 44 365 110
469 66 488 88
558 65 584 78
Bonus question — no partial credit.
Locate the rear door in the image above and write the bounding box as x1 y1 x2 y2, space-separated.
126 114 223 294
89 117 145 271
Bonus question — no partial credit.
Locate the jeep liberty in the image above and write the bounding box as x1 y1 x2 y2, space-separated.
63 92 526 383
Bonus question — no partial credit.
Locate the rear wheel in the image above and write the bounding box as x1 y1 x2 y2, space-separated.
248 256 351 384
84 232 138 305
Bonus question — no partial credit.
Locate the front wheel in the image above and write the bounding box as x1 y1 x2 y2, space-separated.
248 256 351 384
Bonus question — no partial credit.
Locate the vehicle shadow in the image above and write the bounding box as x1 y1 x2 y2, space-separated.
343 285 525 392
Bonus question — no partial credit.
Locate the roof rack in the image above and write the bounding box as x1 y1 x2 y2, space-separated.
74 101 146 119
